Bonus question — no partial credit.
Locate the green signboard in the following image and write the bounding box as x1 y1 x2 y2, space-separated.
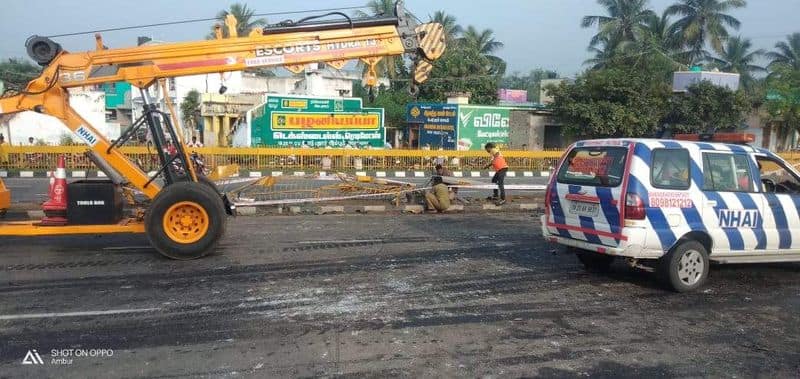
456 105 510 150
249 95 385 148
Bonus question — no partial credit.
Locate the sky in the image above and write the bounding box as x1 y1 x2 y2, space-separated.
1 0 798 77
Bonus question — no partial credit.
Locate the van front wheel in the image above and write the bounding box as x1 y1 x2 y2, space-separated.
576 251 614 272
659 241 709 292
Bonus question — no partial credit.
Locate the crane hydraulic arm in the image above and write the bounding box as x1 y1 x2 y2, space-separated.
0 1 445 260
0 1 444 198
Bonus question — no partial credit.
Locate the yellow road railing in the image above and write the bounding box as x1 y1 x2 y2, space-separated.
4 146 800 172
0 146 563 172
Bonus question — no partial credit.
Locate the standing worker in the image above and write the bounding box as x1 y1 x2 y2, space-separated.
424 176 451 213
484 142 508 205
0 134 8 165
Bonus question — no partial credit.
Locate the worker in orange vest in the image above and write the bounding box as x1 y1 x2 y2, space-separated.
483 142 508 206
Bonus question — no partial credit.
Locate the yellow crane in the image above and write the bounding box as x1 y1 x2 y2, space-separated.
0 1 445 259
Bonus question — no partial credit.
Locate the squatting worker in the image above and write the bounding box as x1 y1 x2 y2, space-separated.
484 142 508 206
435 163 452 177
435 164 457 196
425 176 451 213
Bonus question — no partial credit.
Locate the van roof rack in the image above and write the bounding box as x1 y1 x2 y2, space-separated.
673 132 755 145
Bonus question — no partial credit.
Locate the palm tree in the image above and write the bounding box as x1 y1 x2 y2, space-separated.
584 36 620 69
460 26 506 74
210 3 267 38
629 12 688 66
429 11 462 42
705 36 764 89
666 0 746 63
581 0 656 48
766 33 800 71
354 0 394 17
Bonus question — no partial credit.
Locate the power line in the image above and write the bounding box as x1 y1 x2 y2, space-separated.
45 5 368 38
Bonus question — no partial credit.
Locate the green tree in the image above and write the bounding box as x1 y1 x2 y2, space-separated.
418 45 499 104
180 90 201 131
764 66 800 149
459 26 506 75
364 85 413 129
429 11 462 42
766 33 800 71
581 0 656 48
629 12 689 67
584 35 621 69
501 69 558 103
666 81 749 133
210 3 267 38
666 0 746 62
705 36 764 90
548 65 671 138
0 58 41 91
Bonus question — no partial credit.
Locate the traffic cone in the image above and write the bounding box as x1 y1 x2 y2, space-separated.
41 155 68 226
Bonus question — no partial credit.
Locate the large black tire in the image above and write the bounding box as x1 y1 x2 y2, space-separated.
576 250 614 273
658 240 709 292
145 181 226 260
196 175 233 216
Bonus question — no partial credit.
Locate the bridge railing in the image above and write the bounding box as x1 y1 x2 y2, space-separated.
0 146 563 172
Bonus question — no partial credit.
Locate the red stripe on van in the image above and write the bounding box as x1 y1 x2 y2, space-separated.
546 221 628 241
565 194 600 203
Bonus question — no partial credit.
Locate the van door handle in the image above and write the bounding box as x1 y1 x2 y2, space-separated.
705 201 717 207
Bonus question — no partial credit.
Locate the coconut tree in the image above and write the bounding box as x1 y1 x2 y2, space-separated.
766 33 800 71
210 3 267 38
460 26 506 75
705 36 764 89
629 12 688 67
581 0 656 48
429 11 462 42
584 36 621 69
666 0 746 63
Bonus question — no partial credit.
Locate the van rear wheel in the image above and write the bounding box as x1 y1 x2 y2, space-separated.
658 241 709 292
576 250 614 272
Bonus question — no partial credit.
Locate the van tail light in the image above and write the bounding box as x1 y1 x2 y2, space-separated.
624 193 646 220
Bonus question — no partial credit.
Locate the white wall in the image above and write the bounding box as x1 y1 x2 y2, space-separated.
0 89 118 145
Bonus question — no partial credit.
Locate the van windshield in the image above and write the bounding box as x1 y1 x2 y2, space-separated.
557 146 628 187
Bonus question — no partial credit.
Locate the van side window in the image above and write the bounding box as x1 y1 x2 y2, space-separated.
651 149 690 189
756 156 800 193
702 153 754 192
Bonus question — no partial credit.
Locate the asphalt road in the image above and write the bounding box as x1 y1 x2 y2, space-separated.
1 213 799 378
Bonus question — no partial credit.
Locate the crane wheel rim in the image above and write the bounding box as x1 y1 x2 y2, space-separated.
162 201 210 244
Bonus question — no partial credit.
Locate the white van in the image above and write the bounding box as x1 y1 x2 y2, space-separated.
542 134 800 291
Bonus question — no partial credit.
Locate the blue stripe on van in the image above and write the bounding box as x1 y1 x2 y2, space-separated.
628 175 678 250
567 185 602 245
596 187 621 236
727 144 747 153
659 141 709 241
764 193 792 249
696 142 716 151
734 193 767 250
703 191 746 251
549 183 571 238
